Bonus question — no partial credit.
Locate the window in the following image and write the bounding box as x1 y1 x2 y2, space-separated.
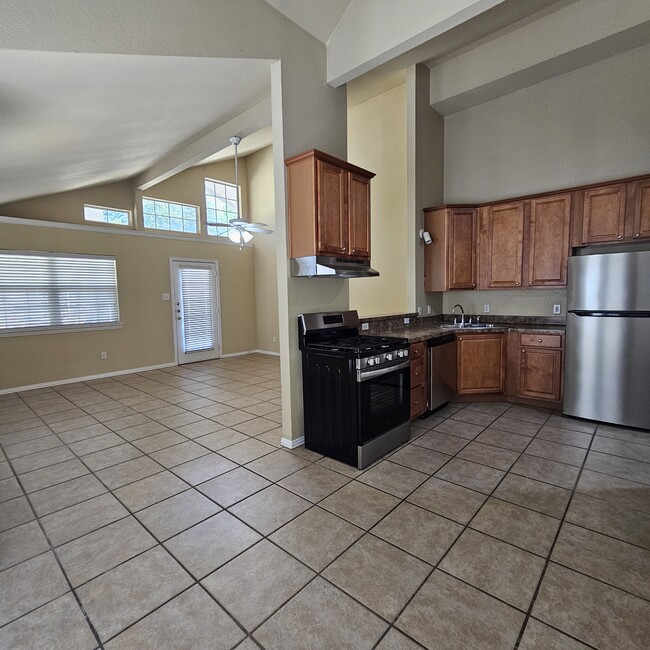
142 198 199 234
84 205 131 226
205 179 239 237
0 251 120 334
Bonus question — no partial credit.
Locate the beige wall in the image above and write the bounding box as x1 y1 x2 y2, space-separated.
0 220 256 391
348 82 409 317
442 288 567 318
247 146 279 353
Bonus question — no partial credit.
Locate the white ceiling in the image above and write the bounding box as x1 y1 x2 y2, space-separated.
198 126 274 165
0 50 272 204
262 0 352 44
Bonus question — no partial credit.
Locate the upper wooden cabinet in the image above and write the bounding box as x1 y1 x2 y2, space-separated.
285 150 375 259
423 207 477 291
527 193 571 286
478 202 525 289
631 178 650 241
580 183 627 243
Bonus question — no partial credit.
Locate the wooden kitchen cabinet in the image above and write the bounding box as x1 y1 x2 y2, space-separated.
516 333 563 403
424 207 477 291
630 178 650 241
410 342 427 419
285 149 375 259
478 202 525 289
457 334 505 394
579 183 627 244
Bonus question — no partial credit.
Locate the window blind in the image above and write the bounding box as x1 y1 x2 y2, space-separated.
179 267 214 352
0 251 120 333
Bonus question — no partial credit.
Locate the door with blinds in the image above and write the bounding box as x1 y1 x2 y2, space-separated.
171 260 221 364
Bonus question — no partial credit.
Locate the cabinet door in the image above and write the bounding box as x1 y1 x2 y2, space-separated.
632 179 650 241
457 334 505 394
480 203 524 289
519 347 562 401
581 184 626 243
447 209 477 289
348 172 371 258
527 193 571 286
316 160 347 255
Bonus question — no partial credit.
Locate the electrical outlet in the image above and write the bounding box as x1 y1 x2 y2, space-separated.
272 336 277 342
483 304 490 313
427 305 432 315
361 323 369 331
553 304 561 315
100 352 107 360
417 306 422 316
162 293 170 301
404 317 410 325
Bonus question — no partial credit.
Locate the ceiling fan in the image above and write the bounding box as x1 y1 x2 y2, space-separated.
206 135 273 248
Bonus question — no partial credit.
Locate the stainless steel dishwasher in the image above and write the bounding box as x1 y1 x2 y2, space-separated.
428 334 457 412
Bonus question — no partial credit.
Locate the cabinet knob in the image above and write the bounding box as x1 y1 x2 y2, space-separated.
459 337 463 341
635 233 640 238
617 235 622 239
516 282 520 285
521 349 525 352
529 281 533 285
472 283 476 287
538 339 542 342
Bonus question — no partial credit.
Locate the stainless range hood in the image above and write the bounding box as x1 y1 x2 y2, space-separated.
290 255 379 278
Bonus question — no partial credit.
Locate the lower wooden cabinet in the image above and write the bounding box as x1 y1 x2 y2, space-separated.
410 342 427 419
515 333 563 403
457 334 505 394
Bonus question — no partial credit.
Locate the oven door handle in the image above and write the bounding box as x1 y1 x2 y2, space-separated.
357 359 411 382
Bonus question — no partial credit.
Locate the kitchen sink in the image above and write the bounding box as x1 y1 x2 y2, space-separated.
439 323 495 329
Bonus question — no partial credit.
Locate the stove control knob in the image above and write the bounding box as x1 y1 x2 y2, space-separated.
385 353 393 361
375 356 381 365
367 358 375 366
403 349 409 357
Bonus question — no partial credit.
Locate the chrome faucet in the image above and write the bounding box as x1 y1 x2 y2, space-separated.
451 304 465 327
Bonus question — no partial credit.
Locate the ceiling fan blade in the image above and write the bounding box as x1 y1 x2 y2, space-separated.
206 221 232 228
244 224 273 234
228 218 248 227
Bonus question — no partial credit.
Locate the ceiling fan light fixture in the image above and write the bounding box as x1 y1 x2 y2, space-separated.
228 228 253 245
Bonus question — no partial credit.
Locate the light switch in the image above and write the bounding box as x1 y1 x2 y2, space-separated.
361 323 369 331
162 293 170 301
553 304 561 314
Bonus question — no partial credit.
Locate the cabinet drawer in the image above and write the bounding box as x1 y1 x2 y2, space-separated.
410 342 426 360
411 385 426 419
520 334 562 348
411 356 425 388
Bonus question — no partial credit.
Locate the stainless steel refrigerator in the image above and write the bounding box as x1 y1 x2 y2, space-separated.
564 250 650 430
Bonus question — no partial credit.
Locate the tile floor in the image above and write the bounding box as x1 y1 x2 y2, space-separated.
0 354 649 649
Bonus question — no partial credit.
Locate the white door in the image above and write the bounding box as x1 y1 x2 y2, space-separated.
171 260 221 364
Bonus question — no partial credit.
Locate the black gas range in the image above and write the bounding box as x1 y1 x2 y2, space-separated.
298 310 411 469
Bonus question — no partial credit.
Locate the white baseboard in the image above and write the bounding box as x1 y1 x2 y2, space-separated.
281 436 304 449
0 362 177 395
221 349 280 358
220 351 252 358
252 349 280 357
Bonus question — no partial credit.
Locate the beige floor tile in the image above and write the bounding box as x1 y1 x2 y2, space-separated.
503 404 552 424
316 455 368 478
113 471 188 511
270 506 363 571
0 495 34 532
81 443 143 471
77 546 193 643
135 489 220 541
197 467 271 508
552 522 650 600
470 497 560 556
57 515 156 587
213 410 257 427
229 485 311 535
278 463 350 503
585 450 650 485
0 461 14 480
174 419 225 439
476 428 533 452
20 458 89 493
371 502 463 564
535 425 593 449
413 430 469 455
194 428 248 451
95 456 162 490
595 423 650 446
408 476 486 524
525 438 587 467
40 492 128 547
450 408 499 427
511 454 580 490
164 511 261 579
375 628 422 649
171 453 237 486
48 416 99 434
104 585 243 650
320 481 399 529
388 443 451 475
545 416 596 434
116 420 169 442
0 520 50 570
232 417 278 436
576 468 650 515
493 474 571 518
131 430 186 454
591 435 650 463
491 416 542 436
254 577 387 650
104 414 153 431
440 528 545 610
245 449 310 482
435 457 505 494
4 435 63 459
358 460 428 498
532 562 650 649
218 438 276 464
149 441 210 468
324 534 430 620
518 618 591 650
457 441 520 471
0 476 22 503
12 446 75 475
0 552 70 627
0 592 96 650
566 491 650 550
433 419 486 440
397 570 525 650
29 474 106 517
203 540 314 631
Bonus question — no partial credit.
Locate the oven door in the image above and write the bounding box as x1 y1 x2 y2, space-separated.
357 362 410 445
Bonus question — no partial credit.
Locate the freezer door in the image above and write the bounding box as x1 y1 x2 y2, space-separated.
567 250 650 312
564 313 650 429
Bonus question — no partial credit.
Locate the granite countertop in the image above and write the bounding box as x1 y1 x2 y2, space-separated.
387 323 565 344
